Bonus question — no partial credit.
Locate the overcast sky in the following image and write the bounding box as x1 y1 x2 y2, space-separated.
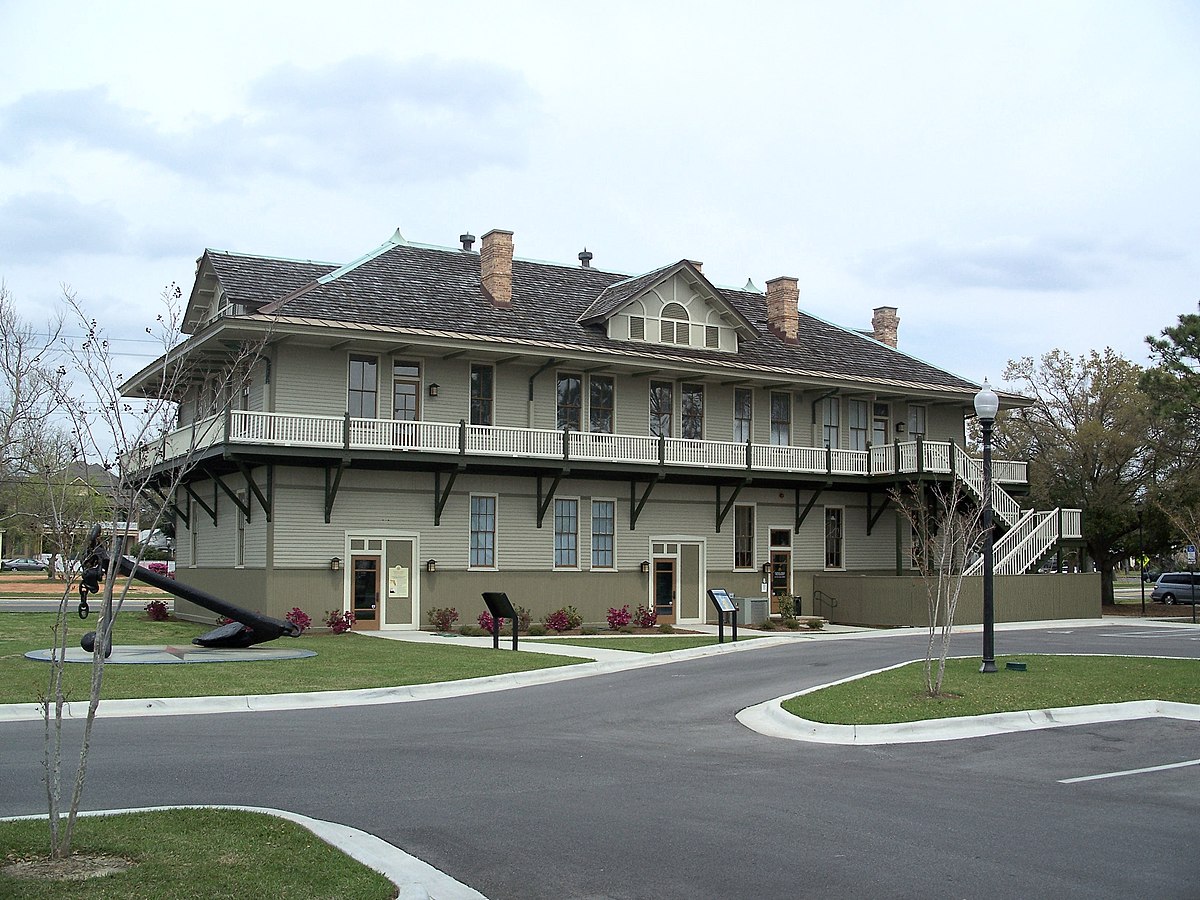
1 0 1197 399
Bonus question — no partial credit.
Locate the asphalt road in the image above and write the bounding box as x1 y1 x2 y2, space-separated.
2 624 1198 899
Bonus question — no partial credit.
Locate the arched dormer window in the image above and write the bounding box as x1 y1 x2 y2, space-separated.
660 302 690 345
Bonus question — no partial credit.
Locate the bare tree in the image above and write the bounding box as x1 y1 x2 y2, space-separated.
892 479 987 696
39 283 270 860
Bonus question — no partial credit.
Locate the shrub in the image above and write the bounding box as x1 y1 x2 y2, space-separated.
606 605 631 630
619 624 635 634
144 599 169 621
528 623 546 636
785 618 801 630
564 605 583 630
285 607 312 634
808 617 825 630
324 609 356 634
143 561 174 579
778 595 795 620
632 604 657 628
542 608 571 633
759 618 776 631
459 624 485 637
581 625 598 635
478 611 505 633
658 622 675 634
428 607 459 632
514 606 532 633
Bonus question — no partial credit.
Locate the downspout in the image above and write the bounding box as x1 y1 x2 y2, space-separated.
528 358 558 427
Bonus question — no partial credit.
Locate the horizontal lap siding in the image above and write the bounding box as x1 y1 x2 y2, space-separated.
275 345 347 416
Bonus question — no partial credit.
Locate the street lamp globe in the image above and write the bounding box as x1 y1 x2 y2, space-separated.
974 380 999 421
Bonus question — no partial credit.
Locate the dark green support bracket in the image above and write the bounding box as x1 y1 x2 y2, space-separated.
536 469 568 528
715 479 749 533
236 461 273 523
150 486 189 530
796 484 828 533
183 482 217 526
211 471 252 523
434 467 462 526
630 476 661 531
324 459 349 524
867 492 892 536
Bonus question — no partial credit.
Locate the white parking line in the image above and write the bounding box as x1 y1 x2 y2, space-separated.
1059 758 1200 784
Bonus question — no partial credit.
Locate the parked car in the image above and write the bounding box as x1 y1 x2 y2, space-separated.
1150 572 1200 604
1 557 49 572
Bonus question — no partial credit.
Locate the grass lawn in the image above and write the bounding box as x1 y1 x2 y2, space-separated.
537 635 760 653
0 613 584 704
0 808 395 898
782 655 1200 725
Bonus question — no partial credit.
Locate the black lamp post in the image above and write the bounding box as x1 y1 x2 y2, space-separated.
974 380 999 674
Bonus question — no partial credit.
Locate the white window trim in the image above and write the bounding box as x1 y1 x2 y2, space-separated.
733 502 757 571
824 505 846 571
589 497 618 571
234 489 247 569
347 352 380 418
552 496 581 570
468 492 499 571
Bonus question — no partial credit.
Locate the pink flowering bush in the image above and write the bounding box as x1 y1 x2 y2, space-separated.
324 609 356 634
144 561 174 579
542 608 571 633
144 599 169 621
285 607 312 634
428 607 459 632
606 605 631 630
478 610 505 633
632 604 657 628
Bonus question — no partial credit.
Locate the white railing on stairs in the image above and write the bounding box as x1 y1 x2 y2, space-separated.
952 450 1022 527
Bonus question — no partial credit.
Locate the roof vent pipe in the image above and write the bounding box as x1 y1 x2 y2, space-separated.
578 248 593 268
459 233 476 252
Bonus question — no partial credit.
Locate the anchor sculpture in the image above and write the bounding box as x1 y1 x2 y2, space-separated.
77 525 301 656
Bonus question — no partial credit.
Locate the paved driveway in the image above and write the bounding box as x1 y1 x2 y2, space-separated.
2 624 1197 899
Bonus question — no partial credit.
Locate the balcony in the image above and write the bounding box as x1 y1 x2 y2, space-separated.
129 410 1029 486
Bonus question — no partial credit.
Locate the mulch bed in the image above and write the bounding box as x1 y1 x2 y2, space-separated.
1105 601 1197 617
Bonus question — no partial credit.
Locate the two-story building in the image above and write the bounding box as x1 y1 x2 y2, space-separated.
123 227 1086 630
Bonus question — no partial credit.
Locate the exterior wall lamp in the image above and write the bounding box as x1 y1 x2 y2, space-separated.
761 561 771 575
428 383 439 397
640 560 650 574
330 556 341 572
973 379 1000 674
426 559 437 573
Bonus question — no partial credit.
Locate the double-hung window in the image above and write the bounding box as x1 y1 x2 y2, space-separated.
908 404 927 438
557 373 582 431
348 355 378 417
733 388 752 443
734 505 755 569
649 381 673 437
591 499 615 568
681 383 704 439
824 507 844 569
770 392 791 445
554 499 579 568
849 399 869 452
822 398 840 449
589 376 614 433
470 364 494 426
470 495 496 567
393 360 420 421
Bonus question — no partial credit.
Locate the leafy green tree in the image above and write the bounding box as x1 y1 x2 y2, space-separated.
995 349 1162 604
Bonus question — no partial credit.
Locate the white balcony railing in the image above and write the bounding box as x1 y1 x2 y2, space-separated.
130 411 1031 486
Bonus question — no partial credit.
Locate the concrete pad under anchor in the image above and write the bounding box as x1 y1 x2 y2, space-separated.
25 645 317 665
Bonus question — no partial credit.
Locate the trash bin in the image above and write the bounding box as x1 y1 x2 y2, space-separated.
749 598 769 625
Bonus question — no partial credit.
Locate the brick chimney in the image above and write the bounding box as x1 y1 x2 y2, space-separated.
871 306 899 348
765 276 799 343
481 229 514 308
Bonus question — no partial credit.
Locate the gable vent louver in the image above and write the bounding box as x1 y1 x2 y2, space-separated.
630 316 645 340
705 326 719 349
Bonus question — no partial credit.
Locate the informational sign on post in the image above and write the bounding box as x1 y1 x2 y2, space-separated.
1188 545 1196 566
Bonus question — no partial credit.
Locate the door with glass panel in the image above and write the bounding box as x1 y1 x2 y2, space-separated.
351 555 381 630
653 558 677 624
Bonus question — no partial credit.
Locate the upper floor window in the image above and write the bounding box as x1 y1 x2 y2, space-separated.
650 381 673 437
849 399 869 452
770 392 791 446
470 364 494 426
908 404 927 438
557 373 582 431
822 397 840 449
393 360 420 421
660 303 690 345
734 388 753 443
872 402 890 446
348 355 378 417
681 383 704 439
590 376 614 434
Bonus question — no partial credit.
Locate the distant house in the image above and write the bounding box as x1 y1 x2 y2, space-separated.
122 227 1083 629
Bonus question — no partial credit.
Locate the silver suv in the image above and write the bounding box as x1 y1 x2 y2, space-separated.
1150 572 1200 604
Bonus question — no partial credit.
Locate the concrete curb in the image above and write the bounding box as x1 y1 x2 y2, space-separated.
0 805 484 899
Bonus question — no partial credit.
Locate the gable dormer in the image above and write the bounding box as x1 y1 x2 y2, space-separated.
577 260 758 353
182 252 224 334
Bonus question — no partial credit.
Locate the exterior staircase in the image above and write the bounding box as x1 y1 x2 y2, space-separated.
953 452 1083 576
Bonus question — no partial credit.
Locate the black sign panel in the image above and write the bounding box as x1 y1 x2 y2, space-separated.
482 591 518 620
